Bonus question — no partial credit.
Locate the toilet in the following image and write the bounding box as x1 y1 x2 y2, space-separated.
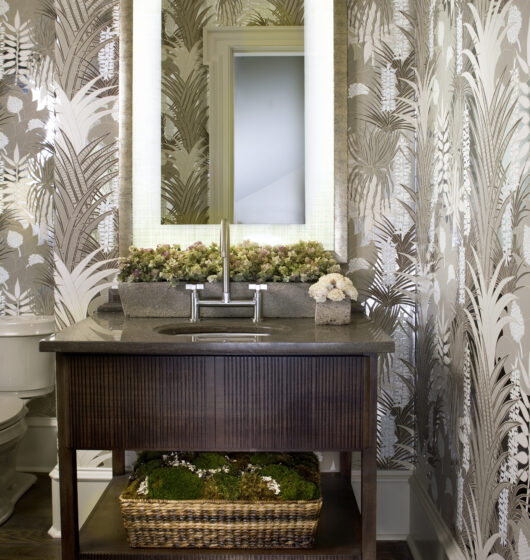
0 315 55 524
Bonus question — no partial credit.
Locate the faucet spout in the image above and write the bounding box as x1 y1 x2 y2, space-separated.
186 219 266 322
220 218 230 303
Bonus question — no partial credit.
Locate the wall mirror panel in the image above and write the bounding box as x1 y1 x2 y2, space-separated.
119 0 347 261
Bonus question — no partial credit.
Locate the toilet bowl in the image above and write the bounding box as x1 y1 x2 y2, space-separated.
0 396 36 524
0 315 55 525
0 315 56 397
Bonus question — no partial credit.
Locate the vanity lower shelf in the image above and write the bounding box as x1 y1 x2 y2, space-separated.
79 473 362 559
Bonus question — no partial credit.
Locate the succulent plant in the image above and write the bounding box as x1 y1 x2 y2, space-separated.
118 241 340 285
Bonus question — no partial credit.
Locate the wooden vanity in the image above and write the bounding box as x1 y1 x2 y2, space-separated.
41 313 394 560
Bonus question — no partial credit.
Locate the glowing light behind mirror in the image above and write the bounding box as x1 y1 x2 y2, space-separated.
305 0 334 245
133 0 162 247
132 0 334 249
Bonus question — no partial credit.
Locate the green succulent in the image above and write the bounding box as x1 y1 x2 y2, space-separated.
118 241 339 285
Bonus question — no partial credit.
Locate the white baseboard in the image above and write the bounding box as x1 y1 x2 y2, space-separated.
16 417 57 473
351 468 412 540
49 465 112 538
408 474 465 560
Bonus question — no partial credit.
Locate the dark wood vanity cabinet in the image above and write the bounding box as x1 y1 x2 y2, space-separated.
62 355 367 451
53 350 382 560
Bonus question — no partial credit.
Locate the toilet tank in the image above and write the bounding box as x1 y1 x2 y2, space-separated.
0 316 55 398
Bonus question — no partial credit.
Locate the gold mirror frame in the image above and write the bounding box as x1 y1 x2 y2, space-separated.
119 0 347 262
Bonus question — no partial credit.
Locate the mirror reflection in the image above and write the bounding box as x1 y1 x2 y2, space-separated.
160 1 310 226
233 54 305 225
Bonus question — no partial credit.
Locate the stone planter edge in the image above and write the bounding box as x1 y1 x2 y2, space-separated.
118 281 317 318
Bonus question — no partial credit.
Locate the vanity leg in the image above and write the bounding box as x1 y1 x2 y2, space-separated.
361 354 377 560
56 353 80 559
112 449 126 475
361 446 376 559
58 446 79 560
340 451 352 478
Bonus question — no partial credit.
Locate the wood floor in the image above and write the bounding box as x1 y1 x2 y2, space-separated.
0 474 414 560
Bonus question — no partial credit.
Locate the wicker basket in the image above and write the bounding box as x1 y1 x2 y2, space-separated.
119 495 323 549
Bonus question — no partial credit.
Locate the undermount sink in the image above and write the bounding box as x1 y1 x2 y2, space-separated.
153 322 281 340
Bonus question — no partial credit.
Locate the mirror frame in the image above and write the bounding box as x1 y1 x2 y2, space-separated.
119 0 347 262
204 26 305 224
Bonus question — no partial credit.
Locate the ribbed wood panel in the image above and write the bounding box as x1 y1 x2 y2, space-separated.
66 355 216 449
218 356 364 450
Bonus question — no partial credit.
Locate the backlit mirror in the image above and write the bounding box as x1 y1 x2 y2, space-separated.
120 0 347 261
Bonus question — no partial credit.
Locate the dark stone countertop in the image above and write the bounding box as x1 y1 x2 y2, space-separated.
40 312 395 355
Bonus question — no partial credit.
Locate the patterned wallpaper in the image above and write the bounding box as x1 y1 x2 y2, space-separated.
0 0 119 329
348 0 530 557
2 0 530 557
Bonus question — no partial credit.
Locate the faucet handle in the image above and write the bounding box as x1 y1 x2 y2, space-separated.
186 284 204 291
249 284 268 292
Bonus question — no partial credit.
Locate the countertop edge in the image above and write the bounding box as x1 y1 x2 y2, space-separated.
40 339 395 355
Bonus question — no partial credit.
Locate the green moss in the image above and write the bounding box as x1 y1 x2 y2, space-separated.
203 473 241 500
133 453 167 479
249 453 291 466
121 477 143 499
192 452 229 470
136 451 167 464
148 467 204 500
295 465 320 487
127 451 320 502
239 472 278 501
260 465 319 500
291 452 320 472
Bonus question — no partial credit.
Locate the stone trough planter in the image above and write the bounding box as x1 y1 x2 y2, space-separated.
118 282 316 319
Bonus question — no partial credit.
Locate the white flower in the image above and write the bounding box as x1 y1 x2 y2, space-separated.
509 301 524 344
456 10 463 74
0 0 9 16
7 231 23 248
137 478 149 496
308 273 358 302
327 288 345 302
0 266 9 285
380 239 397 288
99 27 117 80
381 63 397 112
308 283 328 303
261 476 281 495
432 78 439 106
27 254 45 266
507 5 522 45
27 119 45 132
7 96 23 116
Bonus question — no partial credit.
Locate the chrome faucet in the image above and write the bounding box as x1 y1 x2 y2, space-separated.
221 218 230 304
186 219 267 323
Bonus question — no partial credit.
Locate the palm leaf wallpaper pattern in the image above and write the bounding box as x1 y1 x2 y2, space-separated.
347 0 530 557
160 0 304 224
2 0 530 556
